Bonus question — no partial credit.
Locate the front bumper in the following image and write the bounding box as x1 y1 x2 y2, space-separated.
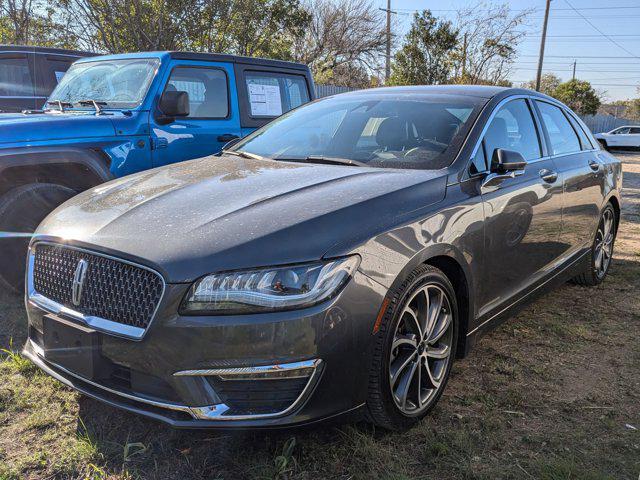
24 271 386 428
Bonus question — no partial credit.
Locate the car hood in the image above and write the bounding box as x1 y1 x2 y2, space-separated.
0 111 120 144
36 155 448 282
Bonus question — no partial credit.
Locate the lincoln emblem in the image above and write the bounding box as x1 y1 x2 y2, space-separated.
71 259 88 306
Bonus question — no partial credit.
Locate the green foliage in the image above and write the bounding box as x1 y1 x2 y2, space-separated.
388 10 458 86
523 73 562 96
64 0 310 58
553 79 602 115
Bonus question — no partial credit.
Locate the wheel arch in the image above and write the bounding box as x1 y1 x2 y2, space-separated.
386 244 476 359
0 147 112 197
606 194 621 233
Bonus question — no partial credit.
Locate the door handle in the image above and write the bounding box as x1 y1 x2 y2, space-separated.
217 133 240 143
539 168 558 183
588 159 601 172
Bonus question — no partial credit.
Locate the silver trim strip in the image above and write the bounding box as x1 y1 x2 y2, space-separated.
27 242 166 341
25 339 322 421
173 359 321 378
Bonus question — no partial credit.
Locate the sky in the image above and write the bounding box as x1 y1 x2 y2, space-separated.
377 0 640 102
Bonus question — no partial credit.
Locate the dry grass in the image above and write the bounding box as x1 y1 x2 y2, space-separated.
0 154 639 480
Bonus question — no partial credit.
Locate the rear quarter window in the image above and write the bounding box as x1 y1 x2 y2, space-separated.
0 54 34 96
245 71 310 117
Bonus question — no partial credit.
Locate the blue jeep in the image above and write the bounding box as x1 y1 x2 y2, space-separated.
0 51 314 291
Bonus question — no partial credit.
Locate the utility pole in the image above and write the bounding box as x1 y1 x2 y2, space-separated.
379 0 396 83
535 0 552 91
461 32 468 82
572 59 576 80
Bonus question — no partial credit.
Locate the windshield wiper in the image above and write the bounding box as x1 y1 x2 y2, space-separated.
45 100 73 112
223 150 265 161
76 99 108 114
276 155 367 167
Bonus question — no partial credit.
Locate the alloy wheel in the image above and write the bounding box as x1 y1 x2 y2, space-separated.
594 208 615 279
389 284 454 416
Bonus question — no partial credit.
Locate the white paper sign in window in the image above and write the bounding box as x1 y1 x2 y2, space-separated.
248 84 282 116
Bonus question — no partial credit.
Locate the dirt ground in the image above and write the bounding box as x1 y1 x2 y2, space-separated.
0 153 638 480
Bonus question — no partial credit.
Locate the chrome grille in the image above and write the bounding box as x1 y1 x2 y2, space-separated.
32 244 164 330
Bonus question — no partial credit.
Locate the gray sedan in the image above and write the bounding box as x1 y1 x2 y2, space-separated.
23 86 621 430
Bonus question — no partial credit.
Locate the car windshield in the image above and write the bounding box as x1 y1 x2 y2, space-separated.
233 93 485 170
48 58 159 109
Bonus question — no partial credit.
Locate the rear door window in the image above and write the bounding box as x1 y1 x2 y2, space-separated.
536 101 581 156
165 67 229 119
0 54 34 96
566 113 595 150
245 71 310 117
629 127 640 134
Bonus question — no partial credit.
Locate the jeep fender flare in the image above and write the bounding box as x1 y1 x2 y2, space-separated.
0 146 113 195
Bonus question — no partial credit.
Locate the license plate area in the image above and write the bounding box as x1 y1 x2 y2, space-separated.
43 315 101 380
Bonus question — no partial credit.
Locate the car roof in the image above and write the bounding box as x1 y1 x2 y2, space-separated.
0 45 93 57
73 50 309 71
333 85 559 101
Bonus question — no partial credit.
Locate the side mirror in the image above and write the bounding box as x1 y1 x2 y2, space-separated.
157 91 189 124
481 149 527 193
490 149 527 173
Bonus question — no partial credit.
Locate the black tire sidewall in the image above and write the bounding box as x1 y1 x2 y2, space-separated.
591 204 617 284
0 183 76 293
367 265 459 430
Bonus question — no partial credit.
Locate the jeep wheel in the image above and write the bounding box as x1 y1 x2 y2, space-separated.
0 183 76 294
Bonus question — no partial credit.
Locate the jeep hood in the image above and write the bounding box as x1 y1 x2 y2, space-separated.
0 111 119 144
36 155 447 282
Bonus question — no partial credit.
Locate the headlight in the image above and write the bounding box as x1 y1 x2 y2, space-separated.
181 256 360 314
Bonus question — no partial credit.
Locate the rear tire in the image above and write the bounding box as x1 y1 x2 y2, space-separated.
0 183 76 294
572 203 617 287
366 264 458 431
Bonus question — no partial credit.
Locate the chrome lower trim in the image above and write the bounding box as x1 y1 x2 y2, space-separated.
25 338 322 422
26 242 166 341
173 359 321 379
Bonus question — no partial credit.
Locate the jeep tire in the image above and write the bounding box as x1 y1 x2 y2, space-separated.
0 183 76 294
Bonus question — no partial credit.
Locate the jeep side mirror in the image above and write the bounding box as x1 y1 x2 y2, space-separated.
157 91 189 124
490 149 527 173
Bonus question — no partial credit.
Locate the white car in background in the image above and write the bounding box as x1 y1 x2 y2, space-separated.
594 126 640 150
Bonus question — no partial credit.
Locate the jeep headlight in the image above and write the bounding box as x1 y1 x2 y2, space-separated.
181 256 360 314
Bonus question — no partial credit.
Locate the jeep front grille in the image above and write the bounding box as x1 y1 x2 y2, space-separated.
31 243 164 332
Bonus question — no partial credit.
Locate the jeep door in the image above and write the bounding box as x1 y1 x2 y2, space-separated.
150 61 242 167
472 97 564 317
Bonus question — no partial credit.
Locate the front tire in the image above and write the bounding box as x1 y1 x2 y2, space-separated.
366 265 458 431
597 139 609 151
0 183 76 293
572 203 617 286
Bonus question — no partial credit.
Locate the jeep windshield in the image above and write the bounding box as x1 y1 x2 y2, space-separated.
48 58 159 109
232 93 485 170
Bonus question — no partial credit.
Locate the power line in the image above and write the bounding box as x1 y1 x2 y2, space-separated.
563 0 640 60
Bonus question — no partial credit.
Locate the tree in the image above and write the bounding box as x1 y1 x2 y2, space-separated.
388 10 458 86
291 0 387 88
0 0 77 47
62 0 310 57
453 2 532 85
522 73 561 96
553 79 601 115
